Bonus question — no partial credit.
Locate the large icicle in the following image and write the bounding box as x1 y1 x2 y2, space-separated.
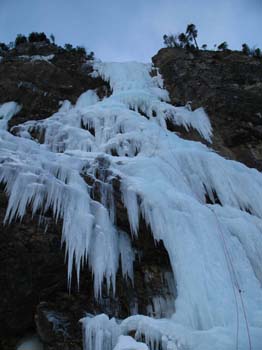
81 314 121 350
1 61 262 349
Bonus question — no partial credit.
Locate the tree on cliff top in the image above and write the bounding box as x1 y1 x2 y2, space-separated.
217 41 228 51
15 34 27 47
163 34 180 48
28 32 50 43
242 43 251 55
50 34 55 44
163 23 199 50
186 24 199 49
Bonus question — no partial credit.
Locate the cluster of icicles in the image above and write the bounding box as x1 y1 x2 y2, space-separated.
1 61 262 350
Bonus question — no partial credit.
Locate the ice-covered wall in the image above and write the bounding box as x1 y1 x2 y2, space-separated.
1 61 262 349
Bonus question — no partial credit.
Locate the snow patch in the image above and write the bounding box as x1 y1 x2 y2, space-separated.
18 54 55 63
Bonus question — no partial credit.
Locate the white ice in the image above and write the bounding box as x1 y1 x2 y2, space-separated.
0 101 21 129
1 60 262 349
113 335 149 350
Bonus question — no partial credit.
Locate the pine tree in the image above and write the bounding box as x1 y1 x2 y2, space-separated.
253 48 262 58
15 34 27 47
178 33 189 48
50 34 55 44
186 24 199 49
217 41 228 51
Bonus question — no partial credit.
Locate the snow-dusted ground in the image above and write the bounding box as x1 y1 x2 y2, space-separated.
1 60 262 350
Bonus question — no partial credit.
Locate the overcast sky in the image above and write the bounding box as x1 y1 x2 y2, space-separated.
0 0 261 62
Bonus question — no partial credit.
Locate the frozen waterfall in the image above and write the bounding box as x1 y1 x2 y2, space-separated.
1 60 262 349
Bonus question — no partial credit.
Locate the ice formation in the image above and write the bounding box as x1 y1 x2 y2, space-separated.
16 335 43 350
0 101 21 130
113 335 149 350
1 60 262 349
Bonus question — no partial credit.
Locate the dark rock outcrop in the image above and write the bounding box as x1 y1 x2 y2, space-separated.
0 186 66 343
153 48 262 170
0 42 110 129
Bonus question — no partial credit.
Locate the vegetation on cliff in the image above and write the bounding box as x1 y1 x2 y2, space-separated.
163 24 262 58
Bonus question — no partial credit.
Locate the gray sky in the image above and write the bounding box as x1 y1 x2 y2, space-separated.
0 0 261 62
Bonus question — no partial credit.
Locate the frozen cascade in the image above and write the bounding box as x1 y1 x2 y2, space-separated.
0 60 262 349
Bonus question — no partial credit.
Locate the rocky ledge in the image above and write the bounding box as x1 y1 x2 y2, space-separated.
153 47 262 170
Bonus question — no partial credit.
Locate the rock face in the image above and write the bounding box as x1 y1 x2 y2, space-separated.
152 48 262 170
0 43 110 129
1 43 262 349
0 187 66 346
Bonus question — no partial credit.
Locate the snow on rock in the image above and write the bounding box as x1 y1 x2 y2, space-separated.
0 101 21 129
18 54 55 63
44 310 70 337
30 54 55 62
1 61 262 349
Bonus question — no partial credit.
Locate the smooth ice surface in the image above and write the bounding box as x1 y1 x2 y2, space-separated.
113 335 149 350
1 60 262 349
